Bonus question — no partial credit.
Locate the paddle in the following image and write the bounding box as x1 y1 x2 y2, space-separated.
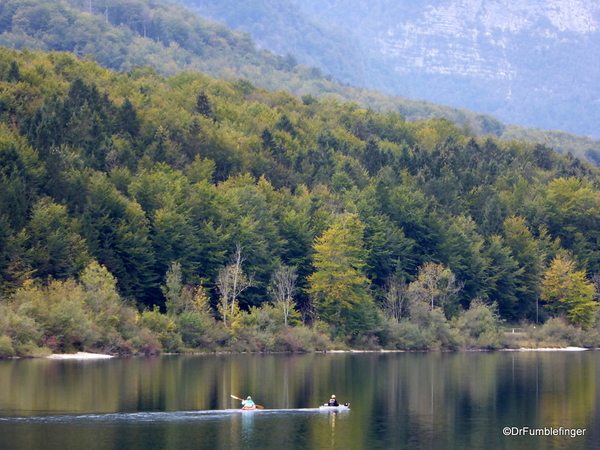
230 394 265 409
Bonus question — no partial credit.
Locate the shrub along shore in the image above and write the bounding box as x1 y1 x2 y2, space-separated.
1 261 599 358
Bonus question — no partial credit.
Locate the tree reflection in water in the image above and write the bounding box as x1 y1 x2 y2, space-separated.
0 352 598 450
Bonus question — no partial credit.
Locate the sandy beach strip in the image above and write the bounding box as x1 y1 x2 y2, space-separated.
45 352 115 359
502 347 588 352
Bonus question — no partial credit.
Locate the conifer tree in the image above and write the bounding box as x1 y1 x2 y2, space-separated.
7 61 20 82
195 91 213 118
261 129 275 151
119 98 140 138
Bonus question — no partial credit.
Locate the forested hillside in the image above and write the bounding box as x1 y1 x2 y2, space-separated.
0 0 480 120
1 49 600 356
1 0 600 165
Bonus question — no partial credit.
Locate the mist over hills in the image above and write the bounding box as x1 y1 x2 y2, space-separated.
184 0 600 139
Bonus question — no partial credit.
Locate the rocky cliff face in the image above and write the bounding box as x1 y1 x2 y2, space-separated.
301 0 600 137
377 0 599 80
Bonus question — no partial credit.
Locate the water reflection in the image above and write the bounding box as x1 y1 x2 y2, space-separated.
240 411 254 445
0 352 598 449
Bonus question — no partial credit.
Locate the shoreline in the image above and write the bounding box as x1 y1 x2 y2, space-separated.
36 347 593 360
501 346 588 352
45 352 115 360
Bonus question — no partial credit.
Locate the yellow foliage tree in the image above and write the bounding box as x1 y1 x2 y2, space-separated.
308 213 372 327
541 255 597 329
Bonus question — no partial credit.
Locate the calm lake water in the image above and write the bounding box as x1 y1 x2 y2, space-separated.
0 351 598 450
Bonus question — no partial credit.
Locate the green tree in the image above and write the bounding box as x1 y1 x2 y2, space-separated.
25 198 89 280
438 215 487 303
161 261 192 317
503 216 545 320
220 175 284 307
80 261 121 315
0 217 31 296
543 178 600 274
7 61 20 82
481 235 520 320
82 173 157 306
119 98 140 138
152 203 201 279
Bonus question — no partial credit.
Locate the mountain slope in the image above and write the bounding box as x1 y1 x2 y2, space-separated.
184 0 600 138
0 0 525 139
0 0 491 122
176 0 398 92
1 0 600 163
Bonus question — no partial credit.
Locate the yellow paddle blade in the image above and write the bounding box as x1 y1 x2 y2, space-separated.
231 394 265 409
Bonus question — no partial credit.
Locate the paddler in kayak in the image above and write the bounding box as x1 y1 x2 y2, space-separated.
327 395 339 407
241 396 256 409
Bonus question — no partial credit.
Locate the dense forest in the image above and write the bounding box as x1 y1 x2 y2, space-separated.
1 48 600 356
1 0 600 164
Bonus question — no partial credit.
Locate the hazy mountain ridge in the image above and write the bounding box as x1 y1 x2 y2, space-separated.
177 0 395 92
192 0 600 137
0 0 512 136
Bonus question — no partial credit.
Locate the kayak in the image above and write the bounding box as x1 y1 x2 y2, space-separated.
319 403 350 411
241 405 257 411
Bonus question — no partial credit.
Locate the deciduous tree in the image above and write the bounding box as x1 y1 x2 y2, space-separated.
383 275 409 321
409 262 462 316
541 255 597 329
216 244 252 326
308 213 372 328
268 263 298 327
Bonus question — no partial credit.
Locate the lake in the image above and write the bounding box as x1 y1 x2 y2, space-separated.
0 351 598 449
